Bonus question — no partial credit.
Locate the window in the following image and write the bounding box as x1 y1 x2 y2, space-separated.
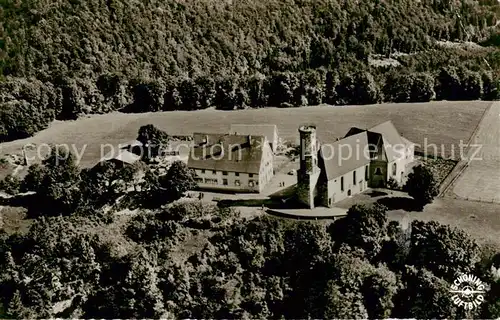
223 171 228 175
235 172 239 177
212 170 216 174
353 170 357 185
205 178 217 185
249 180 254 187
223 179 228 185
249 173 253 178
195 177 203 183
375 168 382 175
328 198 332 206
365 165 369 181
234 180 241 186
392 163 397 176
341 177 344 192
201 169 205 174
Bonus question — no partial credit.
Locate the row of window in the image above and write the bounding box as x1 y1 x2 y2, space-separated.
196 177 259 187
340 166 370 192
200 169 254 178
337 164 398 192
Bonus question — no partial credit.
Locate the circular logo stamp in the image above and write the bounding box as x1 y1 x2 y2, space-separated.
449 274 486 310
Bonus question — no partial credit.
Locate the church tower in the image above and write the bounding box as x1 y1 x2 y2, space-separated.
297 125 320 209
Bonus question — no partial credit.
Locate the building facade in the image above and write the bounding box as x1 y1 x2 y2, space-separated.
188 133 274 193
296 121 415 208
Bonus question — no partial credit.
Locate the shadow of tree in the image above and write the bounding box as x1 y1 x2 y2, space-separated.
217 196 300 210
367 190 388 198
268 185 296 199
0 193 42 217
376 196 423 212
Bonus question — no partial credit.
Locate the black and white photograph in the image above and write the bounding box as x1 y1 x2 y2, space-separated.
0 0 499 318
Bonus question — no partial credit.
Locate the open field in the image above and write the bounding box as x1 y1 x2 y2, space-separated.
451 102 500 203
0 101 491 168
336 190 500 250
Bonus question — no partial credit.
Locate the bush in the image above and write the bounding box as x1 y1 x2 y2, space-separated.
126 212 182 243
0 174 21 195
387 177 402 190
404 164 439 207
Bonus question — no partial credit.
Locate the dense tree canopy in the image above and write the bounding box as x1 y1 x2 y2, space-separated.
0 0 499 141
0 198 499 318
1 1 500 315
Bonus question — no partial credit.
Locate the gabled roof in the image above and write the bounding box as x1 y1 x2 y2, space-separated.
188 133 266 174
368 121 404 147
345 121 413 162
368 121 413 161
401 136 414 146
230 124 278 141
115 150 141 164
101 149 141 165
319 132 371 180
345 127 366 137
119 140 143 149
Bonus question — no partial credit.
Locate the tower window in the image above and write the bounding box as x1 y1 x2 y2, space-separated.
341 177 344 192
365 165 369 180
353 170 357 185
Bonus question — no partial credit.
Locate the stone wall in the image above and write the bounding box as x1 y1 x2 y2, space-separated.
297 125 320 208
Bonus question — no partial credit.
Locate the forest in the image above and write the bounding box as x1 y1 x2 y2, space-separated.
1 0 500 141
1 192 500 318
0 144 499 318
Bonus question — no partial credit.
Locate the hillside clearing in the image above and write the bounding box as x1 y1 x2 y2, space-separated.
0 101 490 169
451 102 500 203
336 191 500 250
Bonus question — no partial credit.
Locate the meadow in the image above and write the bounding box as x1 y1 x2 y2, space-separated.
0 101 491 168
336 191 500 250
451 103 500 203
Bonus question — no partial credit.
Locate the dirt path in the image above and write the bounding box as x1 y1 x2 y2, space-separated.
448 102 500 203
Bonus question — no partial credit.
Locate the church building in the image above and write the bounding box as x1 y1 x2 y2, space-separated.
296 121 415 209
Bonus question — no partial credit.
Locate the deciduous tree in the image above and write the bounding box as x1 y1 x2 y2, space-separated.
404 164 439 207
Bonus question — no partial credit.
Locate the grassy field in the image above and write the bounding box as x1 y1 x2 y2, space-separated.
451 102 500 203
336 190 500 250
0 101 491 168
